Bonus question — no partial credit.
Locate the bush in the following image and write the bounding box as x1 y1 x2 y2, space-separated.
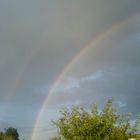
49 99 140 140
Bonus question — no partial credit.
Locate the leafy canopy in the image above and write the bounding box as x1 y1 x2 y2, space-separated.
50 99 140 140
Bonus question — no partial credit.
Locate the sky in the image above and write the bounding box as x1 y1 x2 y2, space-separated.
0 0 140 140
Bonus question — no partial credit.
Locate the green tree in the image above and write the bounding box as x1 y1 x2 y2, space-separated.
0 127 20 140
4 127 19 140
49 99 140 140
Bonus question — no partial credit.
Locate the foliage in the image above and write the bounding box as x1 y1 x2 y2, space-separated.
49 99 140 140
0 127 19 140
5 127 19 140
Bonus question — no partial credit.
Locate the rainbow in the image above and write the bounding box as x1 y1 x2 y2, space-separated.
30 13 139 140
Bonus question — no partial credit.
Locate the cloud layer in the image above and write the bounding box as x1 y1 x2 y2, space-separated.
0 0 140 139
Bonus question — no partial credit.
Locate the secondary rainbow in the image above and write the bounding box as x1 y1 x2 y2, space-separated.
30 13 139 140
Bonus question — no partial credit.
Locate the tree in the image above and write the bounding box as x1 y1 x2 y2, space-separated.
0 127 20 140
4 127 19 140
49 98 140 140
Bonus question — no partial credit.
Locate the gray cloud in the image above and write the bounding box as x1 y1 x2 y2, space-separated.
48 15 140 118
0 0 140 139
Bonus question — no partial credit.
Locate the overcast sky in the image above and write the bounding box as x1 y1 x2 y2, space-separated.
0 0 140 140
